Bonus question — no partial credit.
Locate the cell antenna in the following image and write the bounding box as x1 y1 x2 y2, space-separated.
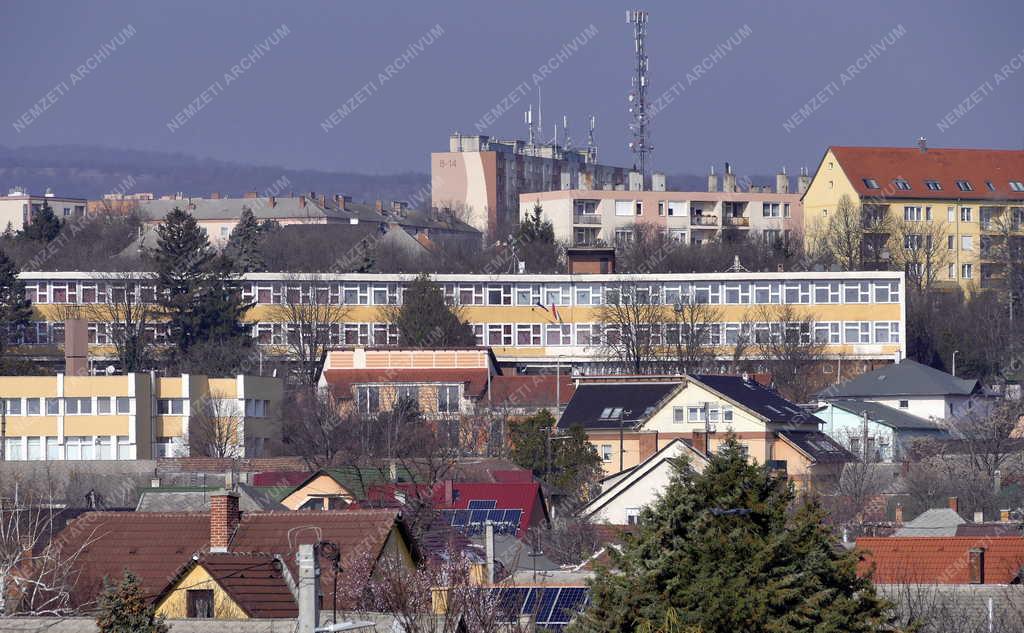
627 9 652 174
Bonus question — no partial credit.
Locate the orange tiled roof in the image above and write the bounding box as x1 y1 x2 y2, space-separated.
322 368 492 399
857 536 1024 584
829 146 1024 201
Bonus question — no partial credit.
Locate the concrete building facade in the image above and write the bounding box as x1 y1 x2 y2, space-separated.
0 188 86 231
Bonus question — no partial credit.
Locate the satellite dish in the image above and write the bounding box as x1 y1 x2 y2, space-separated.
105 365 116 375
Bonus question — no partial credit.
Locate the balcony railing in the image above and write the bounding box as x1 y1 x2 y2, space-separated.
573 213 601 225
724 216 749 227
690 215 718 227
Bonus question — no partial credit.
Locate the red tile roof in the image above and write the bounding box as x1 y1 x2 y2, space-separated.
156 553 298 618
488 375 575 408
857 536 1024 584
56 509 405 610
828 146 1024 201
322 368 492 399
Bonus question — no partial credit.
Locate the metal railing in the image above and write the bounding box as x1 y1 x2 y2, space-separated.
573 213 602 225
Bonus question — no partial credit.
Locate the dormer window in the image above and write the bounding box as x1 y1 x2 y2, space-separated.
956 180 974 192
986 181 997 192
862 178 880 189
1010 181 1024 192
893 178 911 191
924 180 942 191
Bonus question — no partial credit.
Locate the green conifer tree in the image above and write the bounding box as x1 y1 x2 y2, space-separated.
224 207 268 273
22 201 62 242
0 247 32 359
95 571 169 633
382 273 476 347
509 409 602 507
571 437 901 633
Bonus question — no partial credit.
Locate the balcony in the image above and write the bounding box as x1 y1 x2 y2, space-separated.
690 215 719 227
724 216 749 227
573 213 601 225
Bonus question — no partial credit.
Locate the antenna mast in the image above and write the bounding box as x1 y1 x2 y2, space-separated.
525 105 535 145
627 9 652 175
586 115 598 163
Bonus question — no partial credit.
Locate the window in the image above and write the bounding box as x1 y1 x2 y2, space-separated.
26 398 40 415
2 398 20 415
960 207 972 222
955 180 974 192
244 399 269 417
437 385 460 413
64 398 92 415
667 201 685 217
634 201 643 215
1010 181 1024 192
356 386 380 414
899 400 909 409
625 508 640 526
157 398 184 415
45 398 60 415
948 207 956 222
614 228 634 244
396 386 419 404
962 263 973 279
116 397 131 414
924 180 942 191
600 444 613 462
117 436 131 460
673 407 685 424
96 436 112 460
763 202 782 218
4 437 23 460
862 178 879 189
947 235 955 250
97 397 111 414
948 263 956 279
961 235 973 251
187 589 214 619
893 178 911 191
614 200 633 216
46 437 59 460
903 206 929 221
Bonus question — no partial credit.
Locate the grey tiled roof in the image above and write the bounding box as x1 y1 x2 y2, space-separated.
894 508 966 536
135 483 286 512
820 359 979 398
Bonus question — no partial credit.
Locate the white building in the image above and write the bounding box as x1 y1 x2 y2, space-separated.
0 188 86 231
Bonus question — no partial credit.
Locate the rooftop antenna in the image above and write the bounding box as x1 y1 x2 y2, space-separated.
586 115 598 162
627 9 652 175
724 256 749 273
562 115 573 150
537 86 543 145
524 105 535 146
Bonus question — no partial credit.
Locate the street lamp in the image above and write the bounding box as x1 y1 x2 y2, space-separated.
952 350 960 377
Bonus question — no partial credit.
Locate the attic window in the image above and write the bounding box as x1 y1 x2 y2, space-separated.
893 178 911 191
599 407 624 420
924 180 942 191
1010 181 1024 192
956 180 974 192
862 178 880 189
987 181 997 192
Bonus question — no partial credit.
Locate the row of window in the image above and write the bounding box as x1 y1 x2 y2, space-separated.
0 396 132 416
865 178 1024 193
901 205 1024 224
472 320 901 347
355 384 461 414
3 435 132 460
17 278 902 307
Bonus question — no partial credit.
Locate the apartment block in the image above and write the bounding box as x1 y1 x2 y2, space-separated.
431 133 631 238
0 372 283 461
802 144 1024 289
0 187 86 230
16 271 906 375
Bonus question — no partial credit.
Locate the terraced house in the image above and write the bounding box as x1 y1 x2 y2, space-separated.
14 270 906 376
802 144 1024 290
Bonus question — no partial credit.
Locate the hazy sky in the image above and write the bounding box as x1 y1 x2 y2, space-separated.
2 0 1023 176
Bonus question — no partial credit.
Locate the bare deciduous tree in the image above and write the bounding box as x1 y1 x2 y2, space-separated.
888 218 952 294
663 298 722 374
99 274 159 373
598 283 664 374
186 393 244 458
749 304 826 403
272 275 351 389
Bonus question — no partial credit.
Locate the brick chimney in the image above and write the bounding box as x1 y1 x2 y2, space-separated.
443 480 454 506
1001 509 1011 523
894 503 904 525
375 199 384 211
335 194 347 211
244 191 258 199
298 195 306 208
210 192 221 200
210 491 240 553
268 196 276 208
948 496 959 515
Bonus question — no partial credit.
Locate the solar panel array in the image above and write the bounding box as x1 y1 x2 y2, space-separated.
441 499 523 535
491 587 589 630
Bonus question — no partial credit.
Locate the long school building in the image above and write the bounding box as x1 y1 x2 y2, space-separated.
15 271 906 373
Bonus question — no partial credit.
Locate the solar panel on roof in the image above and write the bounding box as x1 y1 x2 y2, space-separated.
534 588 560 622
469 509 489 524
503 509 522 528
468 499 497 509
487 509 505 522
522 587 539 614
549 587 588 624
453 509 470 526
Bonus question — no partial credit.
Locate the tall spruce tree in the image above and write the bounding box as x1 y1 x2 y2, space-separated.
510 409 602 507
571 437 901 633
96 571 169 633
0 247 32 360
513 203 561 273
224 207 269 273
381 273 476 347
150 208 251 365
22 201 61 242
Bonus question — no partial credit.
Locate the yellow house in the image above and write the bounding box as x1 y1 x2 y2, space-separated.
802 144 1024 290
559 374 852 488
155 553 294 619
0 372 283 460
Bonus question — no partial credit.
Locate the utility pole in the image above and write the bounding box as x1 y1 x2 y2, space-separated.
861 410 869 462
627 9 652 176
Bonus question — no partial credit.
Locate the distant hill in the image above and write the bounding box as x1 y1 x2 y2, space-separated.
0 144 431 205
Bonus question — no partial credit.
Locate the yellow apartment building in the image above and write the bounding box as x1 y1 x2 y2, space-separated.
14 271 906 376
0 372 283 461
802 144 1024 290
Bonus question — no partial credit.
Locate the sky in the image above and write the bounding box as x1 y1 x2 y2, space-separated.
2 0 1023 176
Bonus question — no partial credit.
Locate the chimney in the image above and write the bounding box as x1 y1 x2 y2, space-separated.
948 496 959 515
651 172 666 192
485 522 496 584
894 503 904 525
1001 509 1011 523
375 199 384 211
209 490 240 553
776 167 789 194
244 191 258 199
690 430 707 455
335 194 347 211
969 548 985 584
64 319 88 376
318 193 326 208
268 196 276 208
150 477 160 488
708 165 719 193
974 510 984 523
298 195 306 208
628 171 643 192
917 136 928 152
723 163 737 193
210 192 221 200
296 544 320 632
444 480 454 506
797 167 811 194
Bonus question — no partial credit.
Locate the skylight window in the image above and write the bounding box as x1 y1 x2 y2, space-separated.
924 180 942 191
893 178 911 191
599 407 623 420
862 178 880 189
986 181 997 192
1010 181 1024 192
956 180 974 192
